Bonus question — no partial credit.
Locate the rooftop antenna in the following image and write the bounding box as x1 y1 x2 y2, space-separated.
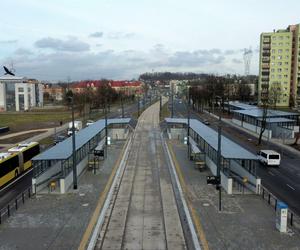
9 61 16 75
243 47 252 76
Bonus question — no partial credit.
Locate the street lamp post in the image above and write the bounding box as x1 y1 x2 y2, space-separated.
216 106 222 211
160 95 162 113
187 88 190 158
121 94 124 118
171 82 174 118
105 97 108 159
69 96 77 190
137 95 140 117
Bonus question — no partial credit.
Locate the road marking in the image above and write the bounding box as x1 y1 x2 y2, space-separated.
78 137 131 250
166 140 209 250
0 168 33 193
268 171 275 176
286 184 295 191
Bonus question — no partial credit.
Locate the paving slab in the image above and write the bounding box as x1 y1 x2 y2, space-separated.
169 140 300 250
0 142 124 250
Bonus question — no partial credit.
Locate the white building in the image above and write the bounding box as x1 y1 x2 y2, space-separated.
0 75 43 112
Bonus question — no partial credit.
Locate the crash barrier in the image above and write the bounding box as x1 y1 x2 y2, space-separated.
259 184 300 231
0 186 34 225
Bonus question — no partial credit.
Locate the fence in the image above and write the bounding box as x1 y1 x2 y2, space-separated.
0 186 34 225
259 185 300 231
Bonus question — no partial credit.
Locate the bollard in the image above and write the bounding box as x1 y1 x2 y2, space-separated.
0 212 1 224
290 213 293 226
7 205 10 217
22 193 25 203
268 194 271 204
275 199 277 211
15 199 18 210
262 188 265 199
28 188 31 198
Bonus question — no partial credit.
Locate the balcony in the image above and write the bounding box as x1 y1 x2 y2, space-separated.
262 63 270 69
261 76 269 81
262 52 270 57
262 57 270 62
263 44 271 49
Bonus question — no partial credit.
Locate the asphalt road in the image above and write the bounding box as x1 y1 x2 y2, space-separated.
171 98 300 215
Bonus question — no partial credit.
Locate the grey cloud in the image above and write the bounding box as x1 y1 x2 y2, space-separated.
35 37 90 52
224 49 236 55
107 32 136 39
5 46 244 81
209 48 222 54
232 58 242 64
14 48 33 56
167 50 225 67
89 32 103 38
0 40 18 44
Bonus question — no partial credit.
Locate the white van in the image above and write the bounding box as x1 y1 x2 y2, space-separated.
257 150 281 166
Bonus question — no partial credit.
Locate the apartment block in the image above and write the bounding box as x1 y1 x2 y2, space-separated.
258 24 300 109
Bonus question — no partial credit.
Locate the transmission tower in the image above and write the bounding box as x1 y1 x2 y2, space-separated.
243 47 253 76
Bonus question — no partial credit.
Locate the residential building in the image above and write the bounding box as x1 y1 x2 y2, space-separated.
0 74 43 112
69 80 143 96
258 24 300 109
43 84 65 101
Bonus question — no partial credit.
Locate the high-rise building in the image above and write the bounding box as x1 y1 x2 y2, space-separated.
258 24 300 109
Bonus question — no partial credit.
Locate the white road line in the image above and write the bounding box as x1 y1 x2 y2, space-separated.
286 184 295 191
268 171 275 176
0 168 33 193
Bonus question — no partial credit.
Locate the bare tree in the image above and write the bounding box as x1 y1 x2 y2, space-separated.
268 82 282 110
258 85 270 145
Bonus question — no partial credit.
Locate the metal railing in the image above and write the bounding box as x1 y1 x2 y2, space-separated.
259 185 300 231
0 186 34 225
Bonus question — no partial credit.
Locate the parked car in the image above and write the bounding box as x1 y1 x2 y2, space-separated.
54 135 66 145
86 120 95 126
203 120 210 125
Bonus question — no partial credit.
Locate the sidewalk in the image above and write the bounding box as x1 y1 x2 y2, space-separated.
0 141 125 250
168 139 300 250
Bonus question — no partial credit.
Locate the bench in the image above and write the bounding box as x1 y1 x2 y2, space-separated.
195 161 206 171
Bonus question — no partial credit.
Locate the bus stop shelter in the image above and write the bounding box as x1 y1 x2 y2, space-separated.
32 118 131 193
165 118 260 194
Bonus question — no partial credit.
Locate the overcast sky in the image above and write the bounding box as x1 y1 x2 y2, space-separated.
1 0 300 81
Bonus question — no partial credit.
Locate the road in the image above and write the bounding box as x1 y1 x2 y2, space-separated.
171 98 300 215
95 100 188 250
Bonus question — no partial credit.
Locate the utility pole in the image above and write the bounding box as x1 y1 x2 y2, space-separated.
70 96 77 190
216 103 222 211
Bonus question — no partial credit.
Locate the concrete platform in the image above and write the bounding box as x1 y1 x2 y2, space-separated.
168 139 300 250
